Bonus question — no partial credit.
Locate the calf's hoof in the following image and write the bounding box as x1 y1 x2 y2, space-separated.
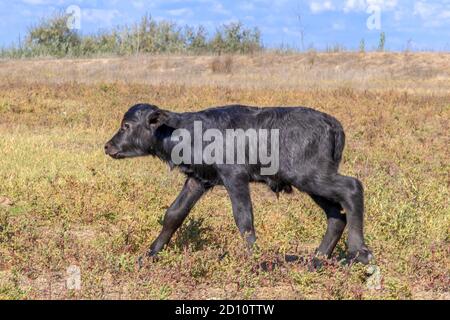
137 251 159 269
308 251 329 271
347 247 374 265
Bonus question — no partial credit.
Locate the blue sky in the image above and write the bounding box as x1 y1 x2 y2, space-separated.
0 0 449 51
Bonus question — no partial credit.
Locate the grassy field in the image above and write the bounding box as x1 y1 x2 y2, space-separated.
0 53 449 299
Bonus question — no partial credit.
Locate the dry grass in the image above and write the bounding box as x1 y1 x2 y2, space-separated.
1 52 450 94
210 55 234 74
0 53 449 300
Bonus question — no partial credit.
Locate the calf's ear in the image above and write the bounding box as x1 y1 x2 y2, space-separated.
146 109 168 128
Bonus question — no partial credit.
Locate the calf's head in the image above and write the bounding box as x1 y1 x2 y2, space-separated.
105 104 168 159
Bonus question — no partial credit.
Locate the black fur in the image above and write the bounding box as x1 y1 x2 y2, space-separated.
105 104 373 264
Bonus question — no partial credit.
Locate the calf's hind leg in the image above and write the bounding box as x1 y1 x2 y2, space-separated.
333 175 372 264
295 174 373 264
309 195 346 258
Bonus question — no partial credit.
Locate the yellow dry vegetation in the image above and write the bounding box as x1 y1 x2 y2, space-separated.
0 52 448 299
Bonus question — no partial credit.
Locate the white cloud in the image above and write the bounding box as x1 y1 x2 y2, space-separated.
167 8 193 17
21 0 70 4
344 0 398 12
131 1 145 9
307 0 398 13
20 9 34 17
22 0 52 4
211 2 231 15
413 1 450 26
239 2 255 11
282 26 302 36
243 15 256 22
82 9 121 26
413 1 435 19
332 21 345 30
440 10 450 19
310 1 335 13
343 0 365 11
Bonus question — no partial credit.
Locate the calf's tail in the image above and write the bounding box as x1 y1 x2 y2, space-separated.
332 126 345 164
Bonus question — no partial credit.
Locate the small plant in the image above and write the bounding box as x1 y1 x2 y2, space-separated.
210 55 233 74
306 48 317 68
378 32 386 52
325 43 346 53
404 39 413 53
359 39 366 53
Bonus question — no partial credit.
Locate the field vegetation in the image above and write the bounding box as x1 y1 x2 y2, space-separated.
1 13 262 58
0 51 449 299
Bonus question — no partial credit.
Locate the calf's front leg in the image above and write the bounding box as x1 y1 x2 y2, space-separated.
147 177 207 257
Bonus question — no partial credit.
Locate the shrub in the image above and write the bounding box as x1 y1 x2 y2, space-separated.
0 13 262 58
211 22 261 54
378 32 386 52
25 12 81 57
359 39 366 53
210 55 233 73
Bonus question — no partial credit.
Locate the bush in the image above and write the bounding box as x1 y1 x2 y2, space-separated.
25 12 81 57
211 22 261 54
185 25 209 54
0 13 262 58
378 32 386 52
359 39 366 53
210 55 233 73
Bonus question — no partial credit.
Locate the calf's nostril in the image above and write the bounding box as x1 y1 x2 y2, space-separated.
104 143 120 157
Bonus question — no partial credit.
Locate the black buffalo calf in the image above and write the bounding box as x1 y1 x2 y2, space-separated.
105 104 373 265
